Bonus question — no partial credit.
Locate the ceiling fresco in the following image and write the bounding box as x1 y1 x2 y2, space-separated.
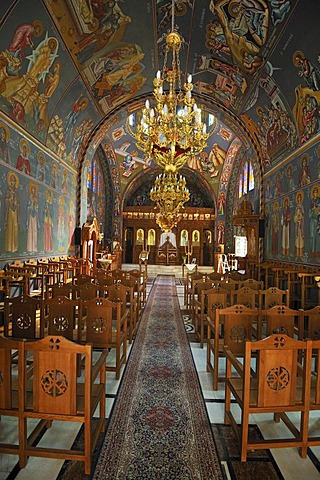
0 0 319 206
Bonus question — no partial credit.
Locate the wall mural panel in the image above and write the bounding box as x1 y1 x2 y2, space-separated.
243 1 320 167
264 140 320 265
0 0 101 166
0 116 77 265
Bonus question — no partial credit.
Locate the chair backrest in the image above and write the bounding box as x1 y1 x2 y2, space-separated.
205 287 230 319
187 271 206 289
226 271 245 281
216 304 258 356
192 277 212 296
259 287 289 309
0 335 22 410
300 306 320 340
105 283 130 315
196 280 216 300
96 275 114 287
219 279 240 291
41 295 81 340
4 294 41 339
50 282 79 300
240 278 263 290
83 297 124 347
232 286 259 309
206 272 222 281
260 305 302 339
310 338 320 405
22 335 91 415
110 269 128 280
244 334 310 408
73 274 96 285
76 282 100 301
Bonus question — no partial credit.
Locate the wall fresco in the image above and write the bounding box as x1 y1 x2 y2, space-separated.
264 140 320 265
0 117 77 265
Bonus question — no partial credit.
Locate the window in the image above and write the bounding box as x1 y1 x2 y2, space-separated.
238 160 255 198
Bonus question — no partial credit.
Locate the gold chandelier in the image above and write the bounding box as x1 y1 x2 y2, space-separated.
150 170 190 231
134 4 208 230
135 31 208 171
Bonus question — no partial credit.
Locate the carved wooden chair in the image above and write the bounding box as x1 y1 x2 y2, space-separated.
206 271 223 281
189 277 213 322
224 334 311 461
121 276 140 329
231 286 259 309
73 274 97 286
219 278 240 292
75 282 101 301
184 271 206 312
193 282 224 347
226 270 247 281
82 298 128 379
105 283 137 343
258 286 290 310
20 335 107 475
192 280 215 331
4 294 42 340
0 335 24 466
299 306 320 340
47 281 79 300
197 286 231 350
126 269 147 309
41 295 82 341
207 304 258 390
95 275 114 287
258 304 303 340
239 278 263 290
307 338 320 450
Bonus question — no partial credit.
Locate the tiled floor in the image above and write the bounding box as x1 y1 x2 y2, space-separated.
1 276 320 479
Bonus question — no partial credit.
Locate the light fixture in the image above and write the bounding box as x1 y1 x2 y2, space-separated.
150 170 190 231
135 31 208 171
133 1 208 230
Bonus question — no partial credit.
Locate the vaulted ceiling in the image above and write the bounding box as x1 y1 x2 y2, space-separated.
0 0 318 211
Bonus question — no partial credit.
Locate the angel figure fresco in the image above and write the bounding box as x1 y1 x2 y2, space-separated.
5 171 20 253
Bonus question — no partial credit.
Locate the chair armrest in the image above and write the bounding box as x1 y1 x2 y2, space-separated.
207 316 214 331
92 348 108 382
120 310 129 326
223 346 244 376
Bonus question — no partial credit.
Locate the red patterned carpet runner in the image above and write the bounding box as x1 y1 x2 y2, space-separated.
93 275 223 479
